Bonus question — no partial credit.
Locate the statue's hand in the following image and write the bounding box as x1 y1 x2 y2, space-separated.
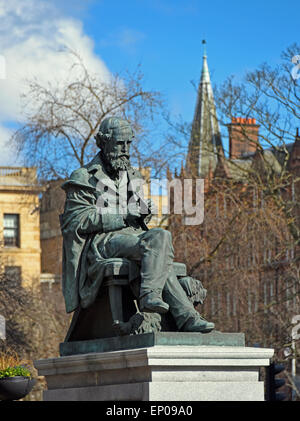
125 202 141 226
178 276 207 306
146 199 157 216
139 198 156 221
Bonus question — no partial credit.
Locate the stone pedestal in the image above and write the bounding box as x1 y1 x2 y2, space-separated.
34 332 274 401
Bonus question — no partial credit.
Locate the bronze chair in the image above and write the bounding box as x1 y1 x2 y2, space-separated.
64 259 187 342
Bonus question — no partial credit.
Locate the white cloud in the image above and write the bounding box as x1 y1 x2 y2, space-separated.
0 0 111 165
0 125 21 166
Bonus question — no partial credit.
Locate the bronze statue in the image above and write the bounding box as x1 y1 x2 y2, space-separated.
60 117 214 341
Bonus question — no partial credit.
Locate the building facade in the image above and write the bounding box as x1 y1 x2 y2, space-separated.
0 167 43 286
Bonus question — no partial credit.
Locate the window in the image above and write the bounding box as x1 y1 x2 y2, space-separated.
4 266 21 283
232 292 237 316
248 289 258 314
263 279 275 313
3 214 20 247
226 292 231 316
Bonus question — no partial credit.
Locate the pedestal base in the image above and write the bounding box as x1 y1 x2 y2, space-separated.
35 336 274 401
60 331 245 355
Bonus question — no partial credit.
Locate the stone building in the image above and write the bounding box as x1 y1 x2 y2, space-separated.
40 179 65 281
0 166 43 286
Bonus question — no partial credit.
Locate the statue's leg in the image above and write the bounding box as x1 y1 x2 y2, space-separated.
99 233 141 259
100 229 173 313
138 229 174 313
162 269 215 333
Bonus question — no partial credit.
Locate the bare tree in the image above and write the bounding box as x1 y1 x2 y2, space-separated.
166 44 300 399
213 43 300 243
12 50 169 180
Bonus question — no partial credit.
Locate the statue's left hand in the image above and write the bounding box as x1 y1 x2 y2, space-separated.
145 199 157 216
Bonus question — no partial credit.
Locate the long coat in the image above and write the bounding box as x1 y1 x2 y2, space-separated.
60 153 148 313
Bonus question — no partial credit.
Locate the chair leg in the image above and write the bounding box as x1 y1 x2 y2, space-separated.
108 283 124 323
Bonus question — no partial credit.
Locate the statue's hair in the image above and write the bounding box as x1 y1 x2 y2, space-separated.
95 117 133 149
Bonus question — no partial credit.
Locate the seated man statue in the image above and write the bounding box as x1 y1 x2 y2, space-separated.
60 117 214 337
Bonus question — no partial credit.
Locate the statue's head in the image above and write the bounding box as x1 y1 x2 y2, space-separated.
95 117 134 172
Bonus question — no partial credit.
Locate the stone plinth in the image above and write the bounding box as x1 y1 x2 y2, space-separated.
34 333 274 401
59 331 245 356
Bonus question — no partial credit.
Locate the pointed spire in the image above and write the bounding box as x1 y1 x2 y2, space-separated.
186 41 224 178
200 40 210 84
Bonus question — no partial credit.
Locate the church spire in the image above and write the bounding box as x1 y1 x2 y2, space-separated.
186 40 224 178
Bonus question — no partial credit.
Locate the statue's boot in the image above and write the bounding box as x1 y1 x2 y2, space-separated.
181 315 215 333
138 228 173 314
139 291 169 314
162 269 215 333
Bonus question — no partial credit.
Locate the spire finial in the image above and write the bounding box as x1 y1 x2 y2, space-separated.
200 39 210 83
202 39 207 57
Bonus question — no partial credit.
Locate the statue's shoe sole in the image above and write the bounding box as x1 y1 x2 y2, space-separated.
140 304 169 314
183 326 215 333
182 320 215 333
197 326 215 333
139 300 169 314
139 292 169 314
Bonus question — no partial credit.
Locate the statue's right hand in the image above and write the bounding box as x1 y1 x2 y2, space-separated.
125 203 141 226
125 212 141 226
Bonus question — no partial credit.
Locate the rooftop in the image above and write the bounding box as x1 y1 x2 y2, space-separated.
0 166 40 189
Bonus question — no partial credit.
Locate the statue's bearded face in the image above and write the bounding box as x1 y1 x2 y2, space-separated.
103 128 133 172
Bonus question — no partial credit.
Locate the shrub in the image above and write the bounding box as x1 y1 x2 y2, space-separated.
0 366 31 379
0 350 32 378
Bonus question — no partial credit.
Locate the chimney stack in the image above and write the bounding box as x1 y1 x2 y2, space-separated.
228 117 259 159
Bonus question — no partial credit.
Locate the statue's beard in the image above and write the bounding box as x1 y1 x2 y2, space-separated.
101 151 131 175
110 155 131 171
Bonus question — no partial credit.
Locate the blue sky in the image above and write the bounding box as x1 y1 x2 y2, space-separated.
80 0 300 121
0 0 299 165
